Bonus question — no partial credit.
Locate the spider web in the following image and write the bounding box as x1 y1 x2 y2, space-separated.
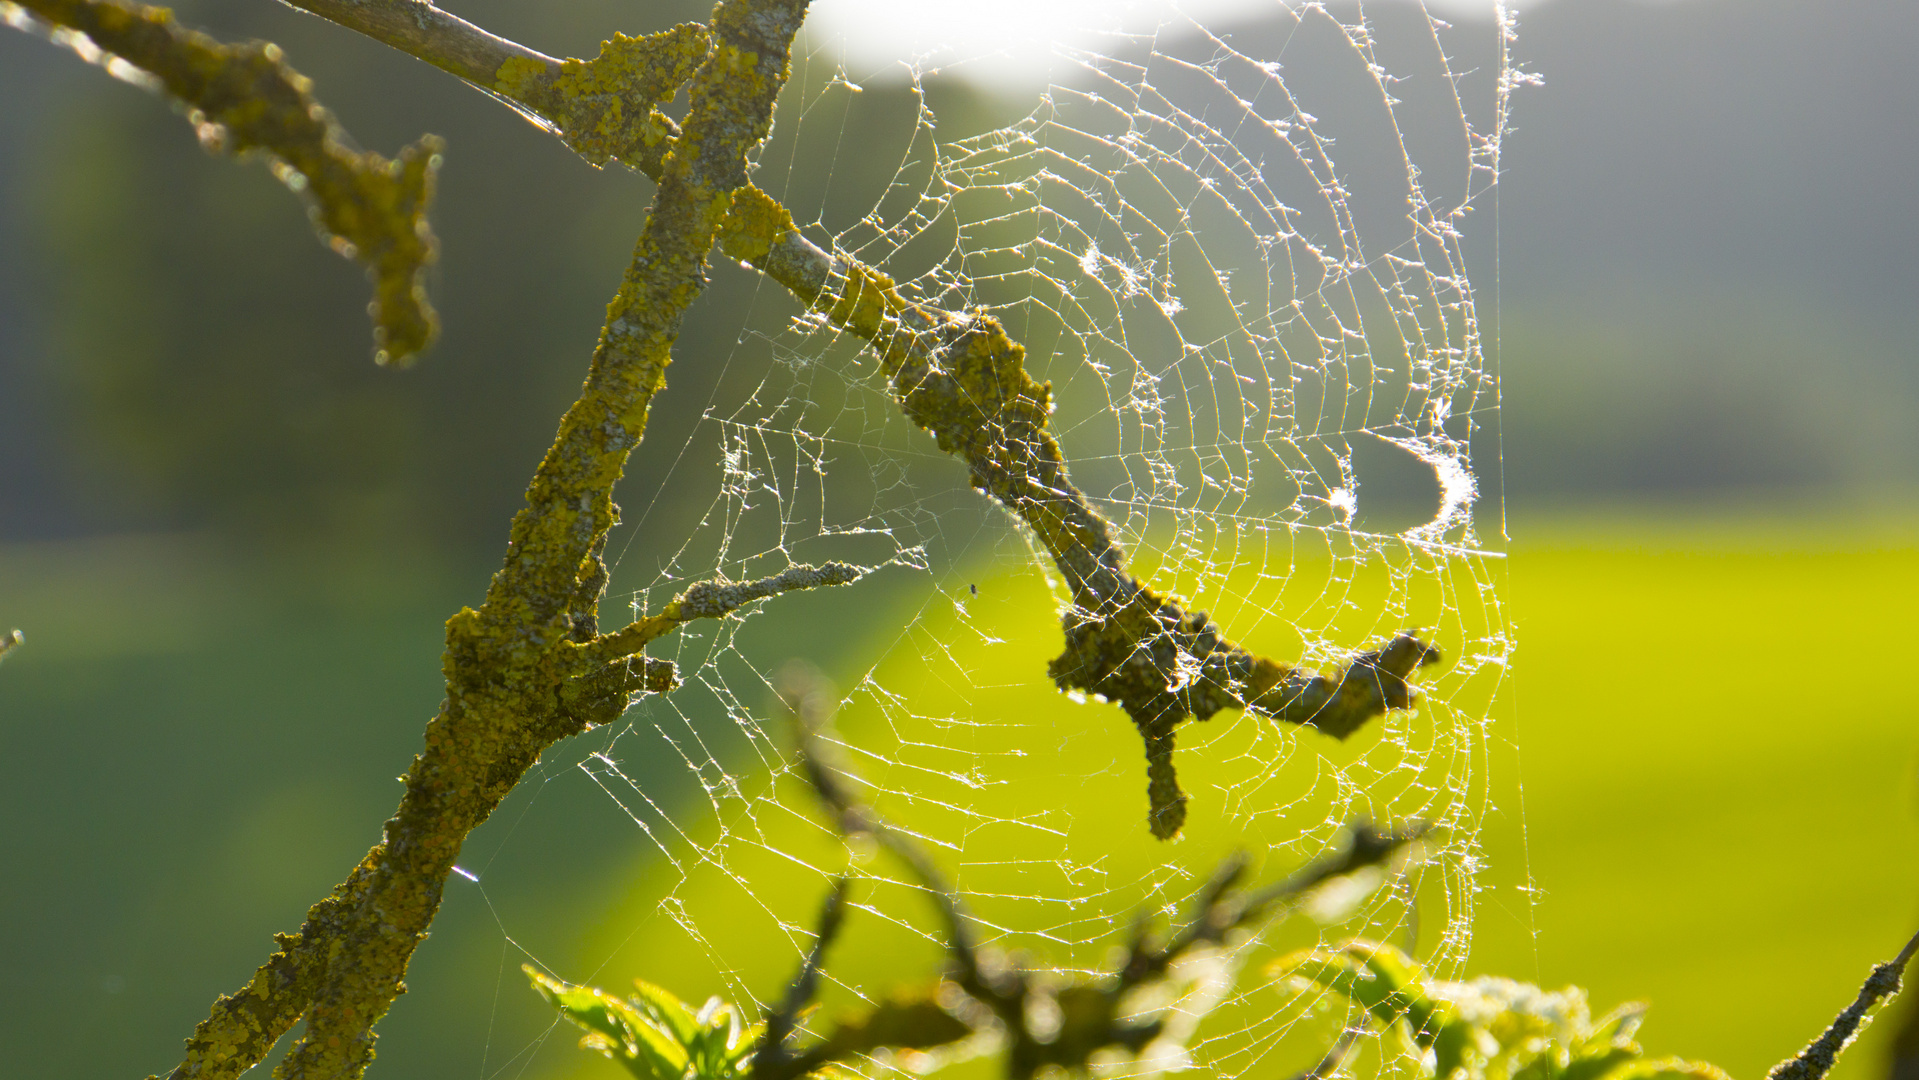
498 4 1524 1077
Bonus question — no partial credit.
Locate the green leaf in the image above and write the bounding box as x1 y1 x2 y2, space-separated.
817 993 974 1055
632 978 706 1049
1608 1060 1734 1080
527 966 691 1080
629 1017 697 1080
1584 1002 1649 1048
1272 939 1439 1038
690 999 741 1076
1267 943 1731 1080
1557 1047 1644 1080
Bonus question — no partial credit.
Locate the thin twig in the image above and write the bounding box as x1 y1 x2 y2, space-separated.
777 665 981 967
571 561 867 670
1287 1025 1363 1080
1121 821 1426 988
754 877 851 1077
1252 820 1431 908
779 670 1424 1080
277 0 559 88
1767 927 1919 1080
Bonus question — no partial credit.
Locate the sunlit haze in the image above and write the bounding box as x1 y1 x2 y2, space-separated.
804 0 1546 85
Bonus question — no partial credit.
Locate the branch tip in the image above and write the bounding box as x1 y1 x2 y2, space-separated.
11 0 444 365
677 560 867 620
1767 926 1919 1080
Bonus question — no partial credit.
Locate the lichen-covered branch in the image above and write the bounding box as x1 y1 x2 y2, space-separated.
4 0 442 365
266 0 1441 839
126 2 812 1077
551 562 865 729
728 237 1440 839
570 561 867 670
558 655 680 732
1767 928 1919 1080
269 4 809 1076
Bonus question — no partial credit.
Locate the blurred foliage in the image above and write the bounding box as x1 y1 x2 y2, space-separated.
529 969 771 1080
1491 301 1919 505
16 0 448 366
529 964 974 1080
1274 939 1728 1080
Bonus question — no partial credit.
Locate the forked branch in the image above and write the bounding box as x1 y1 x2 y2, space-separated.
10 0 1442 1072
555 563 867 731
0 0 822 1076
3 0 442 364
266 0 1444 839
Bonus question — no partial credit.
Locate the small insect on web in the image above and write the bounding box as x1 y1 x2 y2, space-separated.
548 3 1523 1079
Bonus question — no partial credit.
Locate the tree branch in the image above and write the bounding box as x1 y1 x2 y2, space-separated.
557 655 680 732
117 0 811 1075
266 5 811 1077
1286 1026 1362 1080
547 562 868 729
5 0 443 365
1767 927 1919 1080
273 0 558 89
1117 819 1426 990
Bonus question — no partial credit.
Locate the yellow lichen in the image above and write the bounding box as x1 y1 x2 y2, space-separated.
716 185 797 268
492 53 546 93
506 23 711 166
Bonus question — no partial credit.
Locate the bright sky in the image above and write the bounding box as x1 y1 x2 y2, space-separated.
802 0 1543 86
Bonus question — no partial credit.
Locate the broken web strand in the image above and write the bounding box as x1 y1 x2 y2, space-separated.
518 4 1523 1079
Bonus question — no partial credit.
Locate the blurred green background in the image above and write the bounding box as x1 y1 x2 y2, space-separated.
2 0 1917 1077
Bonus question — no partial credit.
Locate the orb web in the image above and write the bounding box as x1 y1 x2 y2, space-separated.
520 4 1524 1077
